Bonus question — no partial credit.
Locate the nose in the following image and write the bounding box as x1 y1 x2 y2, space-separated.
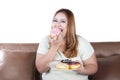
55 21 61 27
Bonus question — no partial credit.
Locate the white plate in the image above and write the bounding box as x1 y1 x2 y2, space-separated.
48 60 81 70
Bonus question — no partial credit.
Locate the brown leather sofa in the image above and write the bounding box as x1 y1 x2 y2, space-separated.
0 42 120 80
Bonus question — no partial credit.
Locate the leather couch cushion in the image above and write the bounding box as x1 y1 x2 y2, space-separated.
89 55 120 80
91 42 120 57
0 49 36 80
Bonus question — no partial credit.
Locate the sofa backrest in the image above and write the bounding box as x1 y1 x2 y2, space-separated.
0 42 120 80
0 43 42 80
91 42 120 57
89 42 120 80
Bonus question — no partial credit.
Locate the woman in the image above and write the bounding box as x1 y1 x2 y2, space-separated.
35 8 98 80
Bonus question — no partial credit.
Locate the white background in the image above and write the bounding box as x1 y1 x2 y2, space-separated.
0 0 120 43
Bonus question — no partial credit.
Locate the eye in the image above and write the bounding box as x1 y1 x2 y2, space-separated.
53 19 57 22
61 20 66 23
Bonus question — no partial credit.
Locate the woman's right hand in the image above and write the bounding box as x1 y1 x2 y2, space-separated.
49 32 64 49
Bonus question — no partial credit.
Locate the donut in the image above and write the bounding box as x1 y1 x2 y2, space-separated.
69 61 81 69
50 27 61 40
56 59 80 70
56 63 69 70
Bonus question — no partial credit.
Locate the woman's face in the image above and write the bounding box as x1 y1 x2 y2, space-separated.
51 12 68 38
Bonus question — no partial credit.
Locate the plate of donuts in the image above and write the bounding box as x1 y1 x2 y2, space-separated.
48 59 81 70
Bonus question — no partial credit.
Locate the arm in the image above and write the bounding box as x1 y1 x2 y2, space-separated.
74 53 98 75
36 34 64 73
35 46 58 73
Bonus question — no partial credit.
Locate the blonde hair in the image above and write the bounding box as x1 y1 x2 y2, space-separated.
53 8 78 58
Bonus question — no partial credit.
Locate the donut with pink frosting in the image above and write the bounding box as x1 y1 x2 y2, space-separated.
50 27 61 40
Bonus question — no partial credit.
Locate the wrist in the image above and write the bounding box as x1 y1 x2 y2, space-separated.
79 67 85 74
74 66 85 74
51 46 58 50
50 46 58 54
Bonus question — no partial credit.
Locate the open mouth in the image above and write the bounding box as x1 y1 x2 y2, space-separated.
59 28 63 32
61 29 63 32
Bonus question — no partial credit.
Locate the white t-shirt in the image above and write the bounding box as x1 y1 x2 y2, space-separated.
37 35 94 80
